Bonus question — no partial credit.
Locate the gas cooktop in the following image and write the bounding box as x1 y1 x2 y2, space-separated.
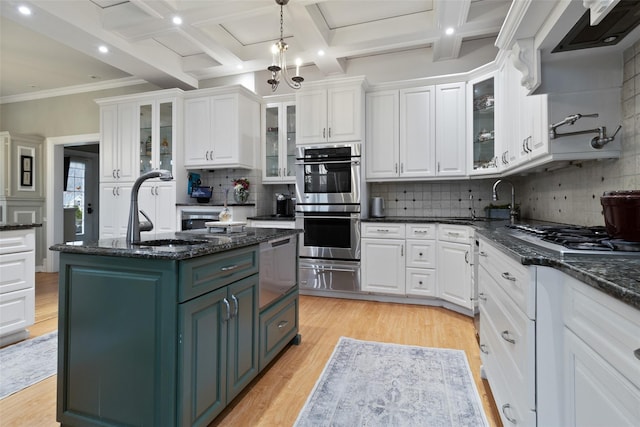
505 224 640 256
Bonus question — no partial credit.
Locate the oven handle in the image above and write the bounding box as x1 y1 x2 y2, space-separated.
295 160 360 165
297 215 360 220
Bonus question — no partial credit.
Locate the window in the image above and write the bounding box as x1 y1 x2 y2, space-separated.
63 160 85 235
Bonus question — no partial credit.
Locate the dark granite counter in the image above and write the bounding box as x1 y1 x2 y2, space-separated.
362 217 640 310
50 227 301 261
0 223 43 231
176 203 255 207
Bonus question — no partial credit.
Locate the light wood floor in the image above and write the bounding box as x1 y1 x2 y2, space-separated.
0 273 501 427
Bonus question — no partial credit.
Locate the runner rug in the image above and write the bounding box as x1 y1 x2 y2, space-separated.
0 331 57 399
294 337 489 427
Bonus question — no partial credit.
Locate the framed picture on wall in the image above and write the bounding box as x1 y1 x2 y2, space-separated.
20 155 33 187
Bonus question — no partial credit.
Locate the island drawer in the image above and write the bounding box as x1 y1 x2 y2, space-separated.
259 291 299 371
179 246 258 302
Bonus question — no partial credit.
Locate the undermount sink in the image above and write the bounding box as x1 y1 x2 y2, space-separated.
132 239 209 247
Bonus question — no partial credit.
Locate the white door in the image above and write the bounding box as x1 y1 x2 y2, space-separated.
296 89 327 144
437 241 472 309
210 94 238 165
184 97 211 166
361 238 405 295
435 82 466 176
328 86 361 142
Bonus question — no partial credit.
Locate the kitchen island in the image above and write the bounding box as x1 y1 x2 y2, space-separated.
50 227 301 427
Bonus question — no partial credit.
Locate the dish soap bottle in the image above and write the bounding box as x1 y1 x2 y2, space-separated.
218 188 232 222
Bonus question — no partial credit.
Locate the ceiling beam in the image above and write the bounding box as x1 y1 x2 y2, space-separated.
432 0 471 61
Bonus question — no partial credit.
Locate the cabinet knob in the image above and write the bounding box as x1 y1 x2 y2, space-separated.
418 280 423 285
479 251 487 257
634 348 640 360
478 292 487 302
480 344 489 354
419 252 423 257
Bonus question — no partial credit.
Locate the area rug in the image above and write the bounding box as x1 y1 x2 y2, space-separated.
0 331 58 399
294 337 489 427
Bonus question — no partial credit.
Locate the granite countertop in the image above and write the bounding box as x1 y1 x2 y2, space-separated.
176 203 256 207
247 215 296 221
50 228 301 261
475 222 640 311
362 216 640 310
0 223 43 231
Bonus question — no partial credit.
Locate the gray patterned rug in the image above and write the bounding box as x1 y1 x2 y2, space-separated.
294 337 489 427
0 331 57 399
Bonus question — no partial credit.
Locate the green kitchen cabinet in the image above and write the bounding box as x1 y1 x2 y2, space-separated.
57 245 260 427
259 289 299 371
178 275 259 427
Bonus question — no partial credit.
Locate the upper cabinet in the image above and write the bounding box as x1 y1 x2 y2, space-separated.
366 82 466 181
138 98 176 178
99 102 138 182
434 82 466 177
468 73 498 174
262 100 296 184
296 77 366 145
183 87 259 169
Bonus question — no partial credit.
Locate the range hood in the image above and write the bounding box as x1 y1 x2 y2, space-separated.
552 0 640 53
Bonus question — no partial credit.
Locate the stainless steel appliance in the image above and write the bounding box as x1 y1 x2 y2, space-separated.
295 143 361 209
180 208 223 230
259 235 298 309
295 143 362 293
276 193 294 217
295 210 361 260
299 258 360 292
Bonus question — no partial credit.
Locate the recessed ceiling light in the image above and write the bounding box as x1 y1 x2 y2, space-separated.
18 5 32 15
317 50 325 56
603 35 618 43
445 27 455 36
236 64 244 70
172 16 182 25
98 45 109 54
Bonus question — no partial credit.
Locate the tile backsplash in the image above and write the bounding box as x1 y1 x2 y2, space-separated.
369 180 497 218
513 40 640 227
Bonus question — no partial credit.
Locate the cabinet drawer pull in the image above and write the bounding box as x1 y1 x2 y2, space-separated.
415 230 428 234
376 229 390 233
501 272 516 282
448 232 461 237
501 330 516 344
464 250 469 264
480 344 489 354
231 294 239 318
221 264 239 272
222 297 231 321
478 292 487 302
501 404 517 424
634 348 640 360
401 244 404 257
277 320 289 329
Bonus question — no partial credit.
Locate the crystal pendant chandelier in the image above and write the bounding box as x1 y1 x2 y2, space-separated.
267 0 303 92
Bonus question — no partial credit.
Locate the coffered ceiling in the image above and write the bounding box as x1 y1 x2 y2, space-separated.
0 0 512 100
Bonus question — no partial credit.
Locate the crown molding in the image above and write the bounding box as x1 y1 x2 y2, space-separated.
0 77 148 105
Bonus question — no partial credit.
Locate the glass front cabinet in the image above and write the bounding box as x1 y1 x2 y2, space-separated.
262 101 296 183
468 73 498 174
138 98 176 177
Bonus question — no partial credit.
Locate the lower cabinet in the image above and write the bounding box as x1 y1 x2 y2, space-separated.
437 240 471 308
361 237 405 295
178 275 258 427
259 290 299 371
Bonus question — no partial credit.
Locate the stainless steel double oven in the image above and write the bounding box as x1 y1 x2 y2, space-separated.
295 143 361 292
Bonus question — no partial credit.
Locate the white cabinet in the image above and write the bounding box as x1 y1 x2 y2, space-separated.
138 181 176 237
296 78 365 145
0 228 35 346
437 224 473 308
405 224 437 297
478 237 536 427
262 101 296 183
563 275 640 427
435 82 467 176
138 98 177 177
99 183 132 238
366 83 466 181
183 88 259 169
361 223 405 295
469 73 499 174
99 102 138 182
